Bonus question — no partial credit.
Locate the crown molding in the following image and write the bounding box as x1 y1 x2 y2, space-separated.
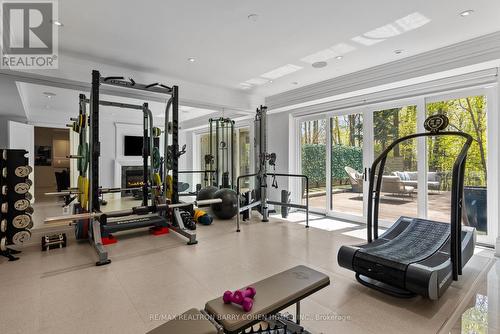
266 31 500 110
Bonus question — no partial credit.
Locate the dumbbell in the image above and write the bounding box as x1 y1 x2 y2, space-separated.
223 287 256 312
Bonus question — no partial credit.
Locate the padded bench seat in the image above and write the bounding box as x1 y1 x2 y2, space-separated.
147 308 218 334
205 265 330 333
147 265 330 334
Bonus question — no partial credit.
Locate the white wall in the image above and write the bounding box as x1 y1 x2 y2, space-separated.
0 117 8 148
7 121 35 201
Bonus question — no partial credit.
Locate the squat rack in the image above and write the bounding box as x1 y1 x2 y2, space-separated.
79 94 153 207
90 70 180 211
88 70 182 264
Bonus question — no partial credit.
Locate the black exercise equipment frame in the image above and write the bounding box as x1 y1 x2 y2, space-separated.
367 130 473 280
207 117 235 188
90 71 180 215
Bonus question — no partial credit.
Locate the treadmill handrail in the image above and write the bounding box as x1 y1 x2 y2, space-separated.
367 130 473 281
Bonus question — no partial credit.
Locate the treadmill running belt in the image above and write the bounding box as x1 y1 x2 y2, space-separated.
359 219 450 265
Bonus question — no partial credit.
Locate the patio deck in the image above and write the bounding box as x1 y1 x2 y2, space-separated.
306 190 452 223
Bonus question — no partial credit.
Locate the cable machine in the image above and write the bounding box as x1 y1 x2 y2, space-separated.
236 106 310 231
205 117 235 188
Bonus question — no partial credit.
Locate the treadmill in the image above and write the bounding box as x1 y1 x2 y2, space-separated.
337 114 476 300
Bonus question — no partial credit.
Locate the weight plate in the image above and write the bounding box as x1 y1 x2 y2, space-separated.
2 150 6 160
81 177 89 209
78 143 89 173
12 230 31 245
152 147 161 170
24 192 32 201
2 167 7 178
77 144 83 173
152 127 162 137
82 143 89 172
75 219 89 240
14 199 30 211
1 202 7 213
0 237 6 251
14 166 30 178
2 185 6 195
25 206 34 215
0 219 7 233
25 178 33 187
14 183 30 194
79 114 86 129
12 214 31 229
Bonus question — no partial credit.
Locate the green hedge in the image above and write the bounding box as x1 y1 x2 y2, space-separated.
301 144 363 186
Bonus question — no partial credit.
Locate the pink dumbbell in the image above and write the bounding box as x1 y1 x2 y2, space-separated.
223 287 256 312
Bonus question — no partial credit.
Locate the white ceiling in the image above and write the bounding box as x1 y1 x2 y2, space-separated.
2 0 500 129
16 82 219 126
56 0 500 97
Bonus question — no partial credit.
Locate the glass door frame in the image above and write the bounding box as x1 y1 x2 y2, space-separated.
424 86 497 245
324 106 372 223
294 85 498 246
296 114 329 215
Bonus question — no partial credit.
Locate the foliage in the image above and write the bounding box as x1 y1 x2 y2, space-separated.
301 144 362 186
427 96 487 187
299 96 488 190
301 144 326 186
331 145 363 182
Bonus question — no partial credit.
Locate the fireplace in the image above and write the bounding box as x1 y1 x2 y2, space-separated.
121 166 144 196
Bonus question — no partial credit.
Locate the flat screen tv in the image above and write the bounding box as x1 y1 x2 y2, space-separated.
124 136 159 156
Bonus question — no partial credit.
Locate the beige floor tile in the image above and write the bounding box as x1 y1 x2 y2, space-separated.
1 201 498 334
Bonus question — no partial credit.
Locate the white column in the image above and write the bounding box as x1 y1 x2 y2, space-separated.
494 78 500 256
416 98 427 219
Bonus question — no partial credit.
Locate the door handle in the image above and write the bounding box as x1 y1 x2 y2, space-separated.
364 167 371 182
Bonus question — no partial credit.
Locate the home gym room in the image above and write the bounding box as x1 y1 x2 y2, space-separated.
0 1 499 333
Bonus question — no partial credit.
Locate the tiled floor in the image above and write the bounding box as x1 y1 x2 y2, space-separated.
1 209 498 334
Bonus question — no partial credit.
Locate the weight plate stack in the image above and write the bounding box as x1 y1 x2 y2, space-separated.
0 149 34 255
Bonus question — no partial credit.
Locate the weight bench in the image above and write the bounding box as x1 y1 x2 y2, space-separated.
147 265 330 334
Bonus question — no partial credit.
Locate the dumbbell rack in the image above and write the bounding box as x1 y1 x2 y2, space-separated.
0 149 34 262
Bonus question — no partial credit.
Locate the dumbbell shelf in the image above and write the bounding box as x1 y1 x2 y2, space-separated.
0 149 34 262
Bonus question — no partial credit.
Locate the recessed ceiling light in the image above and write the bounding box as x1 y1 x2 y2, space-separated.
187 57 196 62
268 80 273 83
52 20 63 26
43 92 56 98
292 82 299 85
248 14 258 22
460 10 474 17
335 56 343 60
312 61 328 68
394 49 404 55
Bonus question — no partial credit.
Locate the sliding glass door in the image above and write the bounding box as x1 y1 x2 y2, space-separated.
426 93 489 241
372 104 419 223
299 118 327 212
295 87 496 244
329 113 364 218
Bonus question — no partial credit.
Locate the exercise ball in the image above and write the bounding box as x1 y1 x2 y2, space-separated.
211 189 238 220
196 186 218 206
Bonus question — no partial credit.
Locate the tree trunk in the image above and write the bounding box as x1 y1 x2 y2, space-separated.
349 115 355 146
465 98 488 182
393 110 400 157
